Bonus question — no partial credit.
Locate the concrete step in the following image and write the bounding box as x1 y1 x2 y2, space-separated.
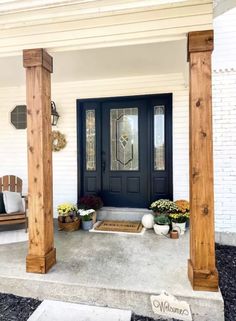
28 300 132 321
97 207 152 221
0 229 224 321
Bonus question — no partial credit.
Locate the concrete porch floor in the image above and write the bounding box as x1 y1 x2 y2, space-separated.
0 227 224 321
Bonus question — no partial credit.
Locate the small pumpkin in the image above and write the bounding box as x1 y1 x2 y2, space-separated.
142 214 154 229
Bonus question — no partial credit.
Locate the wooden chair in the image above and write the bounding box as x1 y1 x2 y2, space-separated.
0 175 28 232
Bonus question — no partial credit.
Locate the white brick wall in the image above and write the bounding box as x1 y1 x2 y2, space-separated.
211 7 236 236
213 7 236 70
213 69 236 232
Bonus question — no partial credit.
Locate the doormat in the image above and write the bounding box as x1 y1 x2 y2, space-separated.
90 220 145 235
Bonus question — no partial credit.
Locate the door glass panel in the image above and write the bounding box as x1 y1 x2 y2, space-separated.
110 108 139 171
154 106 165 170
86 109 96 171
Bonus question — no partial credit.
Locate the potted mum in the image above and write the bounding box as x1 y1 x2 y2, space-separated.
169 212 190 235
150 199 179 215
57 203 80 231
79 209 95 231
78 195 103 224
175 199 190 228
153 215 170 235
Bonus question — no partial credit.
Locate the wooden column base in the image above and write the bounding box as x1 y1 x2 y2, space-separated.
188 259 219 292
26 248 56 274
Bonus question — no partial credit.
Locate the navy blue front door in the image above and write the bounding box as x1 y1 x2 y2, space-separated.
101 99 148 207
77 94 172 208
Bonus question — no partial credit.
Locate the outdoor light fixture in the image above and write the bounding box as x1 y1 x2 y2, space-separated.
51 101 60 126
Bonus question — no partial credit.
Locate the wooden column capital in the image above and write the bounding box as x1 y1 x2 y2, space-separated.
23 48 53 73
187 30 214 61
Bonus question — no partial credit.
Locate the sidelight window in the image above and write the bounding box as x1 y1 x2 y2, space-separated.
85 109 96 171
154 106 165 170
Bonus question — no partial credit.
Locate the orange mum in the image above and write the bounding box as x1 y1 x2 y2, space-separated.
175 200 190 213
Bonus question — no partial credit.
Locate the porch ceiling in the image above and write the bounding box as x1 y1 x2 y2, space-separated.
0 39 187 87
213 0 236 17
0 0 212 57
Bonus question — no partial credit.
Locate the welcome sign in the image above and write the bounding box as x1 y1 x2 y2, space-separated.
150 292 192 321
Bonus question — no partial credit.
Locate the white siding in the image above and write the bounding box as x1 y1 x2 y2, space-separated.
0 73 189 216
0 87 28 192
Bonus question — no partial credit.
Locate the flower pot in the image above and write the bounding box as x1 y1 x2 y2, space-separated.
152 211 161 216
153 224 169 236
92 211 97 224
186 218 190 228
82 220 94 231
172 222 186 235
58 218 80 232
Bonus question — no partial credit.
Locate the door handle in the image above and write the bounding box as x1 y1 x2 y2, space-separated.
102 160 106 172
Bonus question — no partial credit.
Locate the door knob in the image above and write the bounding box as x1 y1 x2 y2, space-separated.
102 160 106 172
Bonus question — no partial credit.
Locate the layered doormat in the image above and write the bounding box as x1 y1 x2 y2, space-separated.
0 229 28 245
90 220 145 235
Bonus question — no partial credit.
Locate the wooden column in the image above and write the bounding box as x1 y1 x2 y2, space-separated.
23 49 56 273
188 30 218 291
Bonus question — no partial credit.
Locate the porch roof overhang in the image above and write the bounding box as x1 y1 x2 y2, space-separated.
213 0 236 17
0 0 213 57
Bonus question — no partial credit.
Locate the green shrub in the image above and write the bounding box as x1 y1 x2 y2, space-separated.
154 215 170 225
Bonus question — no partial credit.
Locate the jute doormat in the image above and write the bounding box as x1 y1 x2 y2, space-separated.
94 220 143 233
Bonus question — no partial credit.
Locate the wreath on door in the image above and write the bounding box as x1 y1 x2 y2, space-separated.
52 130 67 152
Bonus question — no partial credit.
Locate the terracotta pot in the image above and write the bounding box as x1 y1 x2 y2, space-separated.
170 230 179 239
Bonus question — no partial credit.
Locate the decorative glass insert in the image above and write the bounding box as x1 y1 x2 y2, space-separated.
86 110 96 171
154 106 165 170
11 105 27 129
110 108 139 171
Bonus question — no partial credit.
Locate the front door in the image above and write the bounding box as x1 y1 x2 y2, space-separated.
77 94 172 208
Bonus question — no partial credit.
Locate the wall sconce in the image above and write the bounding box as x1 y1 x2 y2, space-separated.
51 101 60 126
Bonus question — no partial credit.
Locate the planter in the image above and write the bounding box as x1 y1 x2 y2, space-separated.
186 218 190 228
152 211 161 216
172 221 186 235
153 224 170 236
92 211 97 224
58 218 80 232
82 219 94 231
